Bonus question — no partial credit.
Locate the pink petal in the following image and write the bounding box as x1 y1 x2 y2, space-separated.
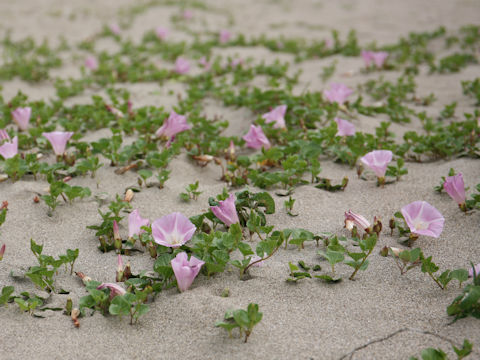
243 125 271 150
171 252 204 292
335 117 355 136
262 105 287 129
152 212 196 248
42 131 74 156
401 201 445 238
0 136 18 159
128 209 150 238
11 107 31 131
210 193 239 226
360 150 393 178
443 173 466 205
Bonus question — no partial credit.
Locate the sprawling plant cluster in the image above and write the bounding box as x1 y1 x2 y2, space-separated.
0 0 479 351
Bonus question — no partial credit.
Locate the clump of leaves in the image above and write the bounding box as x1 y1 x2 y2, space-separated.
409 339 473 360
447 264 480 321
215 303 263 343
180 181 202 201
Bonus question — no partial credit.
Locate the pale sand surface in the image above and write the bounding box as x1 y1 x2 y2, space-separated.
0 1 480 359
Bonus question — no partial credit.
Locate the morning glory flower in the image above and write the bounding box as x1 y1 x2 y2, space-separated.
152 212 196 248
468 263 480 278
97 283 126 299
155 27 169 40
210 193 239 226
155 110 191 145
109 23 121 35
219 29 232 44
360 150 393 179
401 201 445 238
262 105 287 129
198 56 211 71
0 129 9 141
128 209 150 239
335 117 355 136
171 252 205 292
323 83 353 104
42 131 74 156
175 57 190 74
85 55 99 70
11 107 31 131
0 136 18 159
344 210 371 233
243 125 271 150
183 10 193 20
443 173 466 207
362 50 388 68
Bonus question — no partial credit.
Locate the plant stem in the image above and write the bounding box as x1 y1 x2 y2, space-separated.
349 249 373 281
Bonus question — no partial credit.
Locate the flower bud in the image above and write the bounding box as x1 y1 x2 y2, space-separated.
373 216 382 236
148 243 157 258
76 272 92 285
113 221 122 251
0 244 5 261
71 308 80 328
116 255 124 282
341 176 349 190
379 246 389 257
65 298 73 315
389 218 396 235
124 189 134 202
123 261 132 280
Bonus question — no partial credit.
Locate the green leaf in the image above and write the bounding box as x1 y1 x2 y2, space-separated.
314 275 342 283
109 295 131 316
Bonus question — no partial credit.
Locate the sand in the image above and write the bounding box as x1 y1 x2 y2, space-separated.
0 0 479 359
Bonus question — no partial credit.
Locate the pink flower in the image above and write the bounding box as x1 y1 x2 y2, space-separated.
0 129 9 141
11 107 31 131
152 212 196 248
362 50 388 68
198 56 211 71
155 110 191 144
344 210 370 232
182 10 193 20
113 220 121 241
262 105 287 129
42 131 74 156
468 263 480 278
97 283 126 299
335 117 355 136
116 254 124 282
243 125 271 150
175 57 190 74
323 83 353 104
0 136 18 159
219 29 231 44
109 23 121 35
401 201 445 238
171 252 204 292
443 173 466 205
155 27 169 40
0 244 5 261
128 209 150 238
230 58 243 68
210 193 239 226
360 150 393 178
85 55 99 70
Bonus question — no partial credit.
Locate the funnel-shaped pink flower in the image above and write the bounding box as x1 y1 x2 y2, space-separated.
335 117 355 136
97 283 126 299
468 263 480 278
360 150 393 178
155 111 191 143
323 83 353 104
0 136 18 159
344 210 370 232
155 27 169 40
42 131 74 156
152 212 196 248
443 173 466 205
0 129 9 141
11 107 31 131
363 51 389 68
219 29 231 44
262 105 287 129
175 57 190 74
230 58 243 68
211 193 239 226
128 209 150 238
243 125 270 150
401 201 445 238
199 56 211 71
183 10 193 20
109 23 121 35
85 56 99 70
171 252 204 292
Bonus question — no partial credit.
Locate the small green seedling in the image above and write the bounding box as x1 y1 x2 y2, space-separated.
215 303 263 343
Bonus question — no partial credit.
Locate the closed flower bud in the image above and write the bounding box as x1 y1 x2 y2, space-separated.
124 189 134 202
